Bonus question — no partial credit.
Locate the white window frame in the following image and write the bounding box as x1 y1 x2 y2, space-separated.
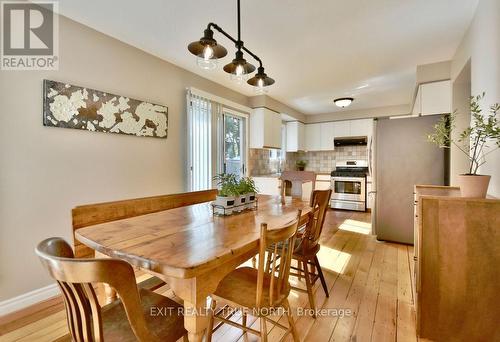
187 88 251 191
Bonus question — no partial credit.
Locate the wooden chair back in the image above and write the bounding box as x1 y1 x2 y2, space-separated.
301 189 332 252
72 189 217 257
256 210 301 308
280 171 316 204
36 237 159 342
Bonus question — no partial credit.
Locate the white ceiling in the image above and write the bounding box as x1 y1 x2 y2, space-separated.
57 0 478 115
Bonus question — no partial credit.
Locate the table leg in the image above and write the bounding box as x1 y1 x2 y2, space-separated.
183 300 207 342
95 251 118 304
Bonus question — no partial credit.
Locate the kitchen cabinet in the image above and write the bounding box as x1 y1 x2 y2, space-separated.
333 120 350 137
305 123 321 151
252 176 281 196
286 121 305 152
413 80 451 116
413 185 498 341
315 174 331 191
320 122 335 150
350 119 373 137
249 108 282 149
286 119 373 152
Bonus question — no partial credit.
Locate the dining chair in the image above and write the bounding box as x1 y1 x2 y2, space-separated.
206 211 302 342
267 189 332 317
280 171 316 204
36 237 187 342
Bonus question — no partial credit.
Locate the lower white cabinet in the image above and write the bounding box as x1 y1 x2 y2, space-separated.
252 177 281 196
315 174 331 191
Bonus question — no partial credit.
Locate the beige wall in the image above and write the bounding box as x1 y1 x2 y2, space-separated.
248 95 306 122
416 61 451 84
0 15 251 301
451 0 500 197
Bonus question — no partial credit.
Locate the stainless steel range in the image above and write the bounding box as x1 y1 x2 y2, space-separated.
330 160 368 211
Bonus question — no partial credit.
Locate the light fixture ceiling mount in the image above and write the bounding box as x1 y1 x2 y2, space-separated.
334 97 354 108
187 0 274 89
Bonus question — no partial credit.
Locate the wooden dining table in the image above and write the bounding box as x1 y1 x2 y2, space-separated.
75 194 311 342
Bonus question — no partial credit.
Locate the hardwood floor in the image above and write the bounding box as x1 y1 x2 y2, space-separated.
0 209 418 342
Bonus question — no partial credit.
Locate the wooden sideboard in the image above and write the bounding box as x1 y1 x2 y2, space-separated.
413 185 500 341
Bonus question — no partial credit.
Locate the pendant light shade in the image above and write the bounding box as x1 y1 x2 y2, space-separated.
247 66 275 88
223 50 256 76
188 29 227 70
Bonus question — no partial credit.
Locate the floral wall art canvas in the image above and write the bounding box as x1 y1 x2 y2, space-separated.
42 80 168 138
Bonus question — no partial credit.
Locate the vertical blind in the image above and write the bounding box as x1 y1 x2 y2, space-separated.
187 92 212 191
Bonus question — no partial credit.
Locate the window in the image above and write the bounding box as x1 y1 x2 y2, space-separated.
187 90 248 191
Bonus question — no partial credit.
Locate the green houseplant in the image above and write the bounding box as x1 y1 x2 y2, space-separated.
239 177 259 209
213 173 239 215
427 93 500 197
296 160 307 171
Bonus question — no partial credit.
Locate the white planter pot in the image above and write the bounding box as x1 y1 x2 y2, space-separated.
246 192 256 209
458 174 491 198
214 196 235 215
234 194 247 212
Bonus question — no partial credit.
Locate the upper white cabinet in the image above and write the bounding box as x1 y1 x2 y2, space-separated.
350 119 373 137
413 80 451 116
305 123 321 151
333 121 350 137
286 121 305 152
249 108 282 149
285 119 373 152
320 122 335 150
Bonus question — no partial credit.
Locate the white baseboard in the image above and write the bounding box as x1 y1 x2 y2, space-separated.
0 284 60 316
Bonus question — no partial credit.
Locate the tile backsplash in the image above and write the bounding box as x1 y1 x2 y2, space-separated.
249 145 368 175
248 148 282 175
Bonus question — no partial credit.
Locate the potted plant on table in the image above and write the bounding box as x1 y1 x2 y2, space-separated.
213 173 238 215
427 93 499 198
239 177 259 209
296 160 307 171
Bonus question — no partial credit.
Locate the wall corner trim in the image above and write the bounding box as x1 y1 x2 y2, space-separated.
0 284 60 316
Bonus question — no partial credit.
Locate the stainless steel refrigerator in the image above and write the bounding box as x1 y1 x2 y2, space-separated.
371 115 445 244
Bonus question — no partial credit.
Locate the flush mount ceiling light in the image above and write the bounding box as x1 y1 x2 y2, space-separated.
334 97 354 108
187 0 274 90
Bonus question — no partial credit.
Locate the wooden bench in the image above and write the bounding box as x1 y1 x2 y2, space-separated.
72 189 218 298
72 189 218 258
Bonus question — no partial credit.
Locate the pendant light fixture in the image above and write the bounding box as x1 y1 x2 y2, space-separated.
187 0 274 90
247 66 275 93
224 50 256 83
187 28 228 70
334 97 354 108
